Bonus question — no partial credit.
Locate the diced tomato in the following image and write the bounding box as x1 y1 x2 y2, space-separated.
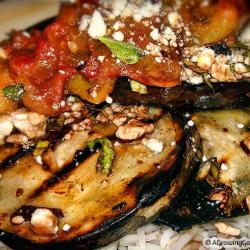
22 71 74 116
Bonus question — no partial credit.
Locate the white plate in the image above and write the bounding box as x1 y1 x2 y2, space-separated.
0 0 59 40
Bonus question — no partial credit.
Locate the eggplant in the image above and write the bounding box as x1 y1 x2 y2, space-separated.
158 108 250 231
27 18 250 111
111 78 250 111
0 108 201 250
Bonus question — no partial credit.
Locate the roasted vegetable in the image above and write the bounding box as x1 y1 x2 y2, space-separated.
158 109 250 231
111 78 250 110
0 110 203 250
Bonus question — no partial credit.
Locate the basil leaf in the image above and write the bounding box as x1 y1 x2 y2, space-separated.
87 137 115 174
2 84 25 101
99 37 142 64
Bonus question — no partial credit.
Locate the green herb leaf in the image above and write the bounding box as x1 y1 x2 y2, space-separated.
33 140 50 156
184 60 207 74
203 75 215 94
2 84 25 101
130 80 148 94
99 37 142 64
87 137 115 174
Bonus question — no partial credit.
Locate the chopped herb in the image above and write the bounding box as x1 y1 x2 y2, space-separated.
87 138 115 174
130 80 148 94
99 37 142 64
184 60 207 74
230 64 236 74
202 74 215 93
2 84 25 101
33 141 50 156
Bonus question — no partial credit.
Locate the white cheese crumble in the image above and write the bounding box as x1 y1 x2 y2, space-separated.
167 12 181 28
221 163 229 171
58 70 65 74
105 96 113 104
236 123 244 129
79 15 91 31
187 120 195 127
142 138 164 153
112 31 124 41
202 156 207 162
98 56 105 62
35 155 43 165
88 10 107 39
101 0 162 22
150 28 159 41
63 224 71 232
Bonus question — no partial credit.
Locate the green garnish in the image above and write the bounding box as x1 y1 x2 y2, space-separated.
130 80 148 94
203 75 215 93
2 84 25 101
33 140 50 156
98 37 143 64
184 60 207 74
87 137 115 174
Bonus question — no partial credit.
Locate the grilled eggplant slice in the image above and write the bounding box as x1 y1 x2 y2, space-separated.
111 78 250 110
0 111 200 249
158 109 250 231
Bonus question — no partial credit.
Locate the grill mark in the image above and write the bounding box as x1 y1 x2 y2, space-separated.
30 146 95 197
0 147 34 169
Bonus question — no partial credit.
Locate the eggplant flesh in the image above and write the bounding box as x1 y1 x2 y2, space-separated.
0 110 200 250
111 78 250 111
158 109 250 231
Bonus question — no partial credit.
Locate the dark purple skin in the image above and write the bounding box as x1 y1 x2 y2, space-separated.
111 78 250 111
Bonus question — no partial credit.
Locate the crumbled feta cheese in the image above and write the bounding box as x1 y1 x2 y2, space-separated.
221 163 229 171
155 57 162 63
197 48 215 70
202 156 207 162
88 10 107 38
187 120 195 127
11 109 47 139
98 56 105 62
237 123 244 129
77 60 85 68
167 12 181 28
143 138 164 153
112 0 127 17
234 63 247 74
112 31 124 41
22 31 31 38
113 21 121 31
90 89 97 98
150 28 159 41
31 209 58 236
59 70 65 74
0 115 14 145
79 15 91 31
190 75 203 85
105 96 113 104
63 224 71 232
35 155 43 165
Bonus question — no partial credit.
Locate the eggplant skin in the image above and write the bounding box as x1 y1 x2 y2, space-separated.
111 78 250 110
158 109 250 231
